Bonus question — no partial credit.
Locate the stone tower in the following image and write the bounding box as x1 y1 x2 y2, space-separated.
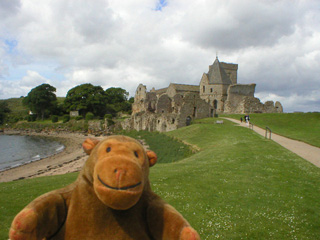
199 57 238 113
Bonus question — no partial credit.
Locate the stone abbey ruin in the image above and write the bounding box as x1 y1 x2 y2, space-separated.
122 57 283 132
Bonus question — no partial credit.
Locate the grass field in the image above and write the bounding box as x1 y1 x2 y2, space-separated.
222 112 320 148
1 118 319 239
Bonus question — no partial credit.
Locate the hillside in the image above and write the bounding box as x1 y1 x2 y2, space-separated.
0 97 66 122
0 97 28 117
1 118 319 239
222 112 320 147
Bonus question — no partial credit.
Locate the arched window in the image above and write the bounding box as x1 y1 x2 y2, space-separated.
213 100 218 109
203 86 205 93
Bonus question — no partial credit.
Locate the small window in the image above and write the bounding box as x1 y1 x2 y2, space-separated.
203 86 205 92
193 107 197 117
172 118 175 124
210 88 213 93
213 100 218 109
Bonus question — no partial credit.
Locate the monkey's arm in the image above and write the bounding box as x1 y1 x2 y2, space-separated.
147 195 200 240
9 185 74 240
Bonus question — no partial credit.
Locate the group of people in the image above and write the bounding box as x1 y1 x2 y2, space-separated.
240 115 250 125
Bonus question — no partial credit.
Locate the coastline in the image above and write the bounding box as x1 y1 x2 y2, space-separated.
0 130 92 182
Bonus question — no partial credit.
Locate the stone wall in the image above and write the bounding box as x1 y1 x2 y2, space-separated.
157 95 172 114
228 84 255 97
146 92 157 113
132 84 147 114
127 58 283 132
224 95 284 114
125 90 212 132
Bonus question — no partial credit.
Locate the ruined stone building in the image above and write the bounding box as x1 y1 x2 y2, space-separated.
122 57 283 132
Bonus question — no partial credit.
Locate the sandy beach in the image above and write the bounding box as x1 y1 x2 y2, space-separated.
0 130 95 182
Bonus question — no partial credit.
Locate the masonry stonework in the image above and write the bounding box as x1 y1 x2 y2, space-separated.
123 57 283 132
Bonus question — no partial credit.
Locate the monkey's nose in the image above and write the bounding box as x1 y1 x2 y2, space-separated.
114 168 126 181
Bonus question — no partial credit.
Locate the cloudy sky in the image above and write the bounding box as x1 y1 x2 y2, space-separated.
0 0 319 112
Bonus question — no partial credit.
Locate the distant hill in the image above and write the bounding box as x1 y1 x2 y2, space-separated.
0 97 28 117
0 97 66 121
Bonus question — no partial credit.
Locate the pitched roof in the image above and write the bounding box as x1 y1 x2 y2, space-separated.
170 83 199 92
154 87 168 95
207 57 232 85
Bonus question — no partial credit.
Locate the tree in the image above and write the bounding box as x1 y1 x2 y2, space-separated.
105 87 129 104
0 101 11 125
64 83 108 117
105 87 132 113
23 83 57 120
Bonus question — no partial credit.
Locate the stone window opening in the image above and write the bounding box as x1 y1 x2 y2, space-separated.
210 88 213 93
193 107 197 117
203 86 205 93
186 116 192 126
213 100 218 109
172 118 175 124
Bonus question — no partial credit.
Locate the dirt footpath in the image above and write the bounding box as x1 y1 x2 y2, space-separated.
222 117 320 168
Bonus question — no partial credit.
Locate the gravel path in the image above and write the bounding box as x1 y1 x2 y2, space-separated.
222 117 320 168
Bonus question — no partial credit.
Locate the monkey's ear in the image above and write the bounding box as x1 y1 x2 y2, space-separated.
146 150 157 167
82 138 100 155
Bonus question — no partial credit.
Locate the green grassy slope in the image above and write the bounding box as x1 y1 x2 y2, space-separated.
163 118 320 239
1 119 319 239
222 113 320 147
0 98 28 118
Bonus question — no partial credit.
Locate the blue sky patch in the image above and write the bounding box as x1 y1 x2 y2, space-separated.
4 39 18 54
155 0 168 11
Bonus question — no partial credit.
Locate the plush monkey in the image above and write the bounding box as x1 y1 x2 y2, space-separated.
9 135 200 240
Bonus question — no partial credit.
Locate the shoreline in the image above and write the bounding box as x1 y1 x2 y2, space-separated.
0 130 92 182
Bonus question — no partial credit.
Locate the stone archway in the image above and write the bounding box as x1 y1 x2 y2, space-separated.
186 116 192 126
213 99 218 109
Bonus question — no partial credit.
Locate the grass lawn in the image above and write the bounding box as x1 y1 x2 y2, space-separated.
222 112 320 148
1 118 319 239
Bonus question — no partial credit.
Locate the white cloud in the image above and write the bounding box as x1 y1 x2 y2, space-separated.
21 70 50 87
0 70 50 98
0 0 319 112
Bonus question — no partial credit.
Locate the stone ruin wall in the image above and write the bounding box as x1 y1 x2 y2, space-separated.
228 84 256 97
224 84 283 114
200 84 229 113
132 84 147 114
122 89 212 132
125 59 283 132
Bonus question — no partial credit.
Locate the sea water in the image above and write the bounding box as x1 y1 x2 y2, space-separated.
0 135 65 171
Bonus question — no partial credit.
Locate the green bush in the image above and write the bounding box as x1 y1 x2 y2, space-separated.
27 114 37 122
85 112 94 121
104 114 113 120
62 115 70 123
107 119 115 126
75 116 83 121
51 115 59 123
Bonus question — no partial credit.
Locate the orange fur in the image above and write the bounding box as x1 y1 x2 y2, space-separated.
9 135 200 240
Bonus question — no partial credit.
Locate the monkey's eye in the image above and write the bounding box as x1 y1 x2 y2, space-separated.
106 147 111 153
134 151 139 158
